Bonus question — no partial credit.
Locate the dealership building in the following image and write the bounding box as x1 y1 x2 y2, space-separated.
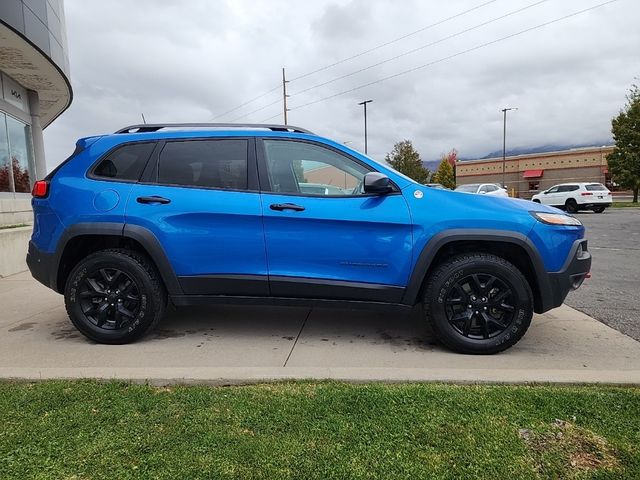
456 145 614 199
0 0 71 275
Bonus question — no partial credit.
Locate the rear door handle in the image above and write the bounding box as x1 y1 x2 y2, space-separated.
137 196 171 205
270 203 305 212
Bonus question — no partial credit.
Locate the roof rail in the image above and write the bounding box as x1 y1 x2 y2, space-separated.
114 123 314 135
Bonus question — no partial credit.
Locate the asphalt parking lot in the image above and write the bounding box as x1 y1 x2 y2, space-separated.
565 207 640 341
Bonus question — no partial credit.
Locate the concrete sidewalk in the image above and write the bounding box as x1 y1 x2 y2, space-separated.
1 271 640 384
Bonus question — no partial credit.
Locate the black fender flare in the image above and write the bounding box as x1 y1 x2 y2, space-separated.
53 222 182 295
402 229 554 312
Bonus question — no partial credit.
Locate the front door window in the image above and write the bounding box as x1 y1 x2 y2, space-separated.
263 140 369 196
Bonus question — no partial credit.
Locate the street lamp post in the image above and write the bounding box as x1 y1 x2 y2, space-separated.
501 107 517 189
358 100 373 154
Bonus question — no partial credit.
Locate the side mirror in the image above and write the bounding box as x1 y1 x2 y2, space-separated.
363 172 393 194
479 190 487 194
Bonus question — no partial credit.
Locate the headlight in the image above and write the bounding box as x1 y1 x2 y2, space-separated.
530 212 582 226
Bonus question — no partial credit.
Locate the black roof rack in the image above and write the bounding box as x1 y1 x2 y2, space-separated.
114 123 314 135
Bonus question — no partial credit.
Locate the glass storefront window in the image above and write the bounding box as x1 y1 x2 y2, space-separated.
0 114 12 192
0 112 34 193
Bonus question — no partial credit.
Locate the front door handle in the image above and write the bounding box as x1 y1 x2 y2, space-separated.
270 203 305 212
137 196 171 205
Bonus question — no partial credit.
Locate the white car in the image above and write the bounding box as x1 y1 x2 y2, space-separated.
531 182 612 213
454 183 509 197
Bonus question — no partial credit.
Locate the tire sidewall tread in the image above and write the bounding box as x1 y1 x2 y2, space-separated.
423 253 533 354
64 248 166 344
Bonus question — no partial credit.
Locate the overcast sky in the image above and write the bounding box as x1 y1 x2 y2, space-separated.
43 0 638 168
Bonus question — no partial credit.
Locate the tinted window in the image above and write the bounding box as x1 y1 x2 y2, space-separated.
546 186 559 193
263 140 369 196
586 183 607 191
158 139 248 190
485 185 498 192
93 142 155 181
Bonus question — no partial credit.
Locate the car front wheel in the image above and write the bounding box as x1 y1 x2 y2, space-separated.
423 253 533 354
64 249 166 344
565 199 578 213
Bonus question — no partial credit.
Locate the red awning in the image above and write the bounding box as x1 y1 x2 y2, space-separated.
523 169 544 179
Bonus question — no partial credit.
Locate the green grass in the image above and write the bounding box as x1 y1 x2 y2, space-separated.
1 382 639 479
612 202 640 208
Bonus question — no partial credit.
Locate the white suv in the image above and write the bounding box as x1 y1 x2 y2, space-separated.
531 182 612 213
454 183 509 197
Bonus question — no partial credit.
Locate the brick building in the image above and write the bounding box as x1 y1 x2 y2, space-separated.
455 146 614 199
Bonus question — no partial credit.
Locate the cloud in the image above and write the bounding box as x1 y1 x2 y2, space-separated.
44 0 638 168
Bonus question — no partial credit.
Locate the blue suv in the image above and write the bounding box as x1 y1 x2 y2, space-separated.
27 123 591 353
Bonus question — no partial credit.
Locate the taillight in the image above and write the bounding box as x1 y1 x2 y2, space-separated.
32 180 49 198
581 192 593 196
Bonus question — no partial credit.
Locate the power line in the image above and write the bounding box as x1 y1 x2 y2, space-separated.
259 111 282 123
209 84 280 121
292 0 620 112
291 0 549 98
209 1 499 121
289 0 500 82
228 97 282 122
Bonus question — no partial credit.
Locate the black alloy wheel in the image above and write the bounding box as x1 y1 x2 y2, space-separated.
423 253 533 354
64 249 166 344
444 273 516 340
78 267 141 330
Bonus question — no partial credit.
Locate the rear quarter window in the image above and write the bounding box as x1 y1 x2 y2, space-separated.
586 184 607 191
92 142 156 181
157 139 248 190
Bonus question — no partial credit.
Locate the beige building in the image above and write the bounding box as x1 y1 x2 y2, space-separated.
456 146 614 199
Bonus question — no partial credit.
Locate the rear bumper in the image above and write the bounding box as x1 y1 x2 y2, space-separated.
543 239 591 311
579 202 611 209
26 241 57 291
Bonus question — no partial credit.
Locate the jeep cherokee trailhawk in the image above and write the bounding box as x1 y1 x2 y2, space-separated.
27 123 591 354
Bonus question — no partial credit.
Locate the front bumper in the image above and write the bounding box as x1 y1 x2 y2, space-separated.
545 239 591 310
26 241 58 291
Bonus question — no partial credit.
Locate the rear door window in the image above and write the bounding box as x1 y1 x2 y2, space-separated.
157 139 248 190
93 142 156 181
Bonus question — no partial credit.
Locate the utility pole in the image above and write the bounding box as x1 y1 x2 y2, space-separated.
501 107 517 188
358 100 373 154
282 67 289 125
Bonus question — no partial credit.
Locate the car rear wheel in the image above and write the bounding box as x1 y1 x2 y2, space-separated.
593 206 606 213
64 249 166 344
565 199 578 213
423 253 533 354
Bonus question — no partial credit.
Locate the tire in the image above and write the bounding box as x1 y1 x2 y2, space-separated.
593 206 606 213
565 199 578 213
423 253 533 354
532 199 540 203
64 249 166 344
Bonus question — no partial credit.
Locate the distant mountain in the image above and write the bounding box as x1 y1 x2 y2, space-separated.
422 160 440 172
457 142 613 161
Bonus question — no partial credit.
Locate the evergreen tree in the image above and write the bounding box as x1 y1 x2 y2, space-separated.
608 84 640 203
384 140 429 184
432 157 456 189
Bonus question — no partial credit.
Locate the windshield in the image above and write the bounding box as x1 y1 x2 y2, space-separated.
585 184 607 191
455 184 479 193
